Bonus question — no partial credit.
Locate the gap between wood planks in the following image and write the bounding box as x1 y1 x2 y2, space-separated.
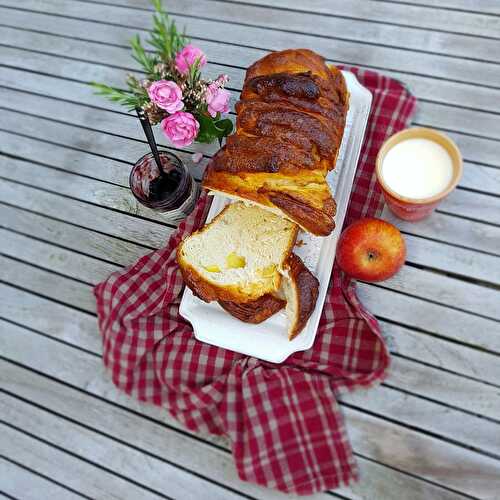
74 0 500 40
370 0 500 17
1 17 500 115
0 456 90 500
1 154 499 320
59 0 500 65
0 210 499 361
2 0 499 67
1 4 500 93
0 345 484 500
5 254 496 455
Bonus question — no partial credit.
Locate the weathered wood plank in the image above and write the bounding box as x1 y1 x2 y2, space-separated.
0 179 169 248
2 19 499 117
0 362 332 500
5 0 500 68
0 457 81 500
0 394 246 500
381 264 500 320
2 178 497 322
0 284 98 352
1 426 163 500
1 0 499 89
342 405 500 499
0 325 482 499
383 207 500 256
439 188 500 225
0 255 96 313
0 155 179 228
380 320 500 387
209 0 500 37
2 268 500 459
2 25 500 142
399 0 500 14
404 234 500 286
358 284 500 354
0 229 119 283
2 66 499 197
0 203 149 266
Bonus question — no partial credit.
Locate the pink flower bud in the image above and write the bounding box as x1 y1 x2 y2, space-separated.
175 45 207 75
191 152 203 164
205 83 230 117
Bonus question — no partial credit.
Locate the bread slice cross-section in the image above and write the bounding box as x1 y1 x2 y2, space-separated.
177 201 298 303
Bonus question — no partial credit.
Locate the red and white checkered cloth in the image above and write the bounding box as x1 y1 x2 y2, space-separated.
95 67 416 495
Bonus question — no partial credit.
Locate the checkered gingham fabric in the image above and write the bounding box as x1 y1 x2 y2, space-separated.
95 67 416 495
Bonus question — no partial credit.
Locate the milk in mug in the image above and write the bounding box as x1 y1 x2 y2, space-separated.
380 138 454 200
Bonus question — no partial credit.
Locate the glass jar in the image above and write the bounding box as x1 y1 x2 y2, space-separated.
129 150 199 224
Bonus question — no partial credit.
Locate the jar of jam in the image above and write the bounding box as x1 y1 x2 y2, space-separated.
129 150 199 224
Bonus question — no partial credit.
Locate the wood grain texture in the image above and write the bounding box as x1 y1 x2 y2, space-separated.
2 6 500 113
1 1 499 88
201 0 500 37
2 275 500 461
1 426 162 500
0 457 82 500
0 328 479 500
1 1 499 498
0 394 245 500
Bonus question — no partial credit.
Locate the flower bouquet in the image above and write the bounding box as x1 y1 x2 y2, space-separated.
91 0 233 150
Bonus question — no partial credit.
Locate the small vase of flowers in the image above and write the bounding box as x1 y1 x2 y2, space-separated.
90 0 233 150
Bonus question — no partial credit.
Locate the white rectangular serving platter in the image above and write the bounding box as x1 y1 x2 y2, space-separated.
179 72 372 363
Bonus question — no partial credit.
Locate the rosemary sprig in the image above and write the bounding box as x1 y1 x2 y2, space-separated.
89 83 148 111
130 35 159 79
148 0 189 62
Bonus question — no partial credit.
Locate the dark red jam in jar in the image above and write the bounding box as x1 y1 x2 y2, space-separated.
129 150 199 222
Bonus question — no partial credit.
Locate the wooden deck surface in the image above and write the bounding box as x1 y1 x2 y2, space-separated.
0 1 499 499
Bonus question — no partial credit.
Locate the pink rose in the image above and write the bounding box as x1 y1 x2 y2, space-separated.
147 80 183 113
205 83 230 117
175 44 207 75
161 111 199 147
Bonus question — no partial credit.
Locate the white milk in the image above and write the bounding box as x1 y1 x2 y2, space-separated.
381 138 453 199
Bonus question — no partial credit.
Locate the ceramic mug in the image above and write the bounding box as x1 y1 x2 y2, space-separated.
375 127 463 221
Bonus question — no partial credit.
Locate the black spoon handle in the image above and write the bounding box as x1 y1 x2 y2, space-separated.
135 107 165 176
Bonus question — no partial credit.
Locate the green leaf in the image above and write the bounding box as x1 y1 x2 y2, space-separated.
89 82 147 111
130 35 158 78
147 0 189 61
195 113 233 144
214 118 234 137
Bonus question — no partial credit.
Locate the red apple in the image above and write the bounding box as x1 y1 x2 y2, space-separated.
336 218 406 282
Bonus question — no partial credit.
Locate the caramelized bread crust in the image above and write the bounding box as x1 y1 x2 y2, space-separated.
218 294 286 324
203 49 349 236
285 253 319 340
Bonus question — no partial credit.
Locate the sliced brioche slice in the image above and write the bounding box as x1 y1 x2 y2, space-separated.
218 252 319 340
281 254 319 340
177 201 298 303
